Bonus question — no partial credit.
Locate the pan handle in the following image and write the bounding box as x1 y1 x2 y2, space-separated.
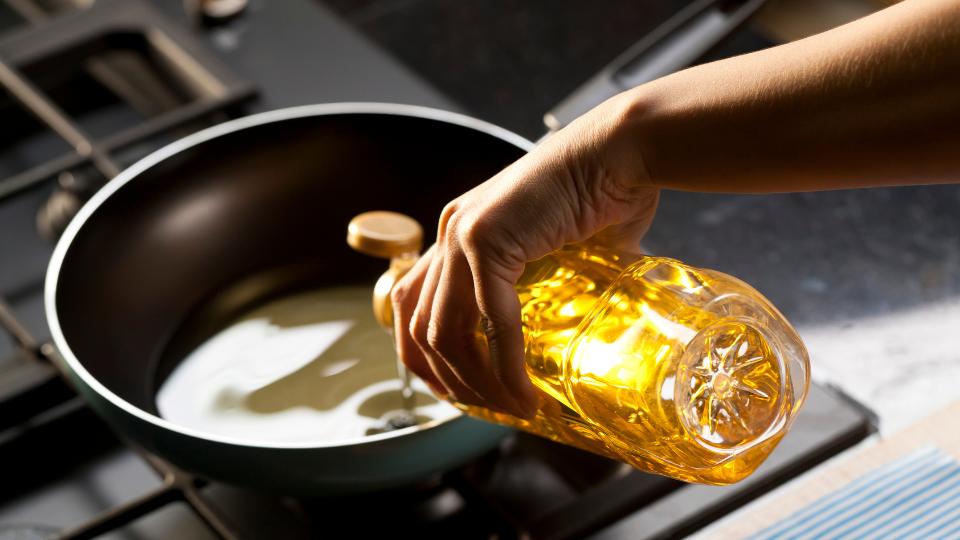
543 0 769 131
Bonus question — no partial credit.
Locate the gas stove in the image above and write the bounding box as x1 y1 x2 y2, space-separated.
0 1 874 538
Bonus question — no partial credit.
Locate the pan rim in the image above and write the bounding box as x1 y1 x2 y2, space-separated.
44 102 533 450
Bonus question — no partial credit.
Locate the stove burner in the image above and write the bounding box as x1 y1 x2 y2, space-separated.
364 410 427 435
385 410 419 430
35 170 100 241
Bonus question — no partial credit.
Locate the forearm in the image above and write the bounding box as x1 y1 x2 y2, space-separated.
615 0 960 193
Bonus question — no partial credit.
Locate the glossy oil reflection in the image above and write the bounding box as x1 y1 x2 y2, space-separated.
156 286 458 443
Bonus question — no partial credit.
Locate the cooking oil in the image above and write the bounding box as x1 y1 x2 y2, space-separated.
452 245 808 485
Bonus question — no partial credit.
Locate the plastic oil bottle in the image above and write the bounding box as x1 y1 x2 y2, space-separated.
348 211 810 485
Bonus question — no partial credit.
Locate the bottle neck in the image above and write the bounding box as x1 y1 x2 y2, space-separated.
372 251 420 331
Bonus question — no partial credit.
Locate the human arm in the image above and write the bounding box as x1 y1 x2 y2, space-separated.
392 0 960 417
622 0 960 192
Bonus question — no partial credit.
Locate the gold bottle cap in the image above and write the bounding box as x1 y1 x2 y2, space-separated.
347 211 423 259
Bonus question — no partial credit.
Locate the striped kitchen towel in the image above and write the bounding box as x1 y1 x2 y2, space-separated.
748 446 960 540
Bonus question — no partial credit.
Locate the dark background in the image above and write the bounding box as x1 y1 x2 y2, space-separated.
321 0 706 138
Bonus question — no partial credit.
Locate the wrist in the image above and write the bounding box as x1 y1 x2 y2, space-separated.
596 87 662 191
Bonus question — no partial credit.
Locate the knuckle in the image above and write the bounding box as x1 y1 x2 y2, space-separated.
480 315 517 353
440 201 459 221
410 314 430 350
438 201 460 235
390 280 412 314
390 279 408 303
459 217 525 271
456 215 487 250
444 216 462 248
425 318 447 353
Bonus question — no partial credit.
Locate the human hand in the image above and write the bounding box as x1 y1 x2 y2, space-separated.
391 95 659 418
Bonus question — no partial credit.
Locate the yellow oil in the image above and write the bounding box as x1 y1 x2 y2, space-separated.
455 245 796 485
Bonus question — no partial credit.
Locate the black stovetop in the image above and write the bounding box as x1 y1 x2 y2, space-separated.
0 1 874 538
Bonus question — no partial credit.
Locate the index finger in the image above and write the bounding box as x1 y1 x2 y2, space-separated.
391 245 444 393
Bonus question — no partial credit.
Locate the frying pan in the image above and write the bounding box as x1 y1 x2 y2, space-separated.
43 1 767 494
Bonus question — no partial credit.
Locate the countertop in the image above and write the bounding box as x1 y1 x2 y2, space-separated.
699 399 960 538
